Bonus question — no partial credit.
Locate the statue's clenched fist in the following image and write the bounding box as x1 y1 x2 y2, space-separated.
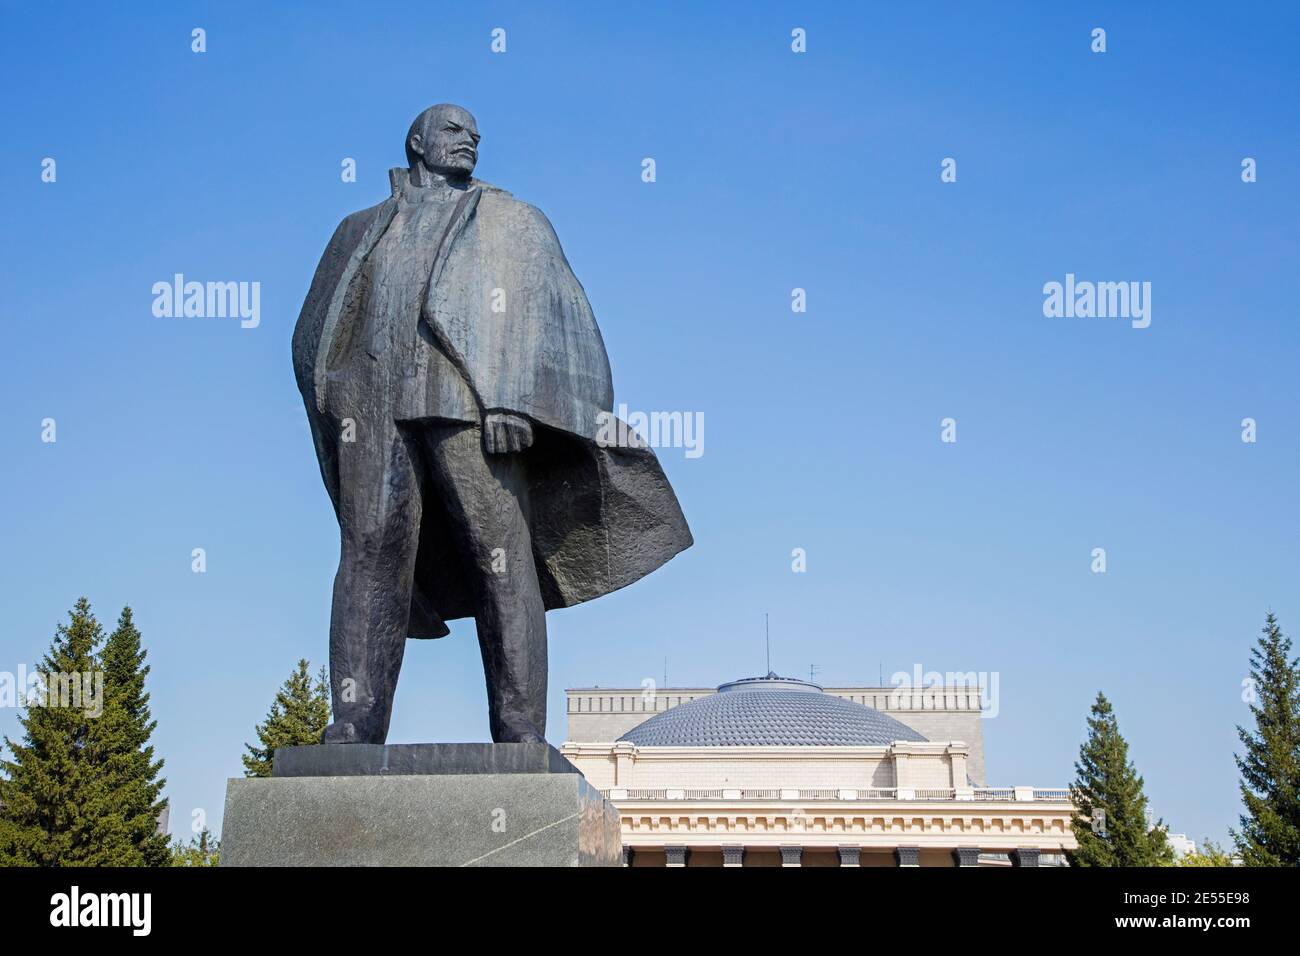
483 412 534 454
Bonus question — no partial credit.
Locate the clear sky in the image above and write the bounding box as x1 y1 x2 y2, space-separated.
2 2 1297 847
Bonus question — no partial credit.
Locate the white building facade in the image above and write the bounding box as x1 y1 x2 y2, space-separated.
562 674 1076 867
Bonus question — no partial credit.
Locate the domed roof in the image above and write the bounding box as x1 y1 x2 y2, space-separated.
619 673 928 747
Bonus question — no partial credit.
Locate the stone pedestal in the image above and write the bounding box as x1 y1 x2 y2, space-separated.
221 743 622 867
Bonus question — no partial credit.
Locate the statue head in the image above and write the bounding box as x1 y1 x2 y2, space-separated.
406 104 480 182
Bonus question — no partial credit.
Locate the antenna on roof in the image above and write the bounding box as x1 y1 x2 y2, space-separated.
809 663 821 684
765 613 771 675
663 656 668 689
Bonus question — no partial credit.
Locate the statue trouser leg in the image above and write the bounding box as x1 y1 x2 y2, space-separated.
324 417 422 744
424 425 547 743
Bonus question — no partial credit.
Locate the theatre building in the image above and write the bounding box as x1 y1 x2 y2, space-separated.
561 674 1076 867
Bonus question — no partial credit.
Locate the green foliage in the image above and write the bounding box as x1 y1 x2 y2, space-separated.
97 607 170 866
170 827 220 867
1178 839 1235 867
242 659 330 777
1069 692 1174 867
0 598 168 866
1232 612 1300 866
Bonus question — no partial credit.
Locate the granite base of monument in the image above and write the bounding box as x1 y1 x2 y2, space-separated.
220 743 622 867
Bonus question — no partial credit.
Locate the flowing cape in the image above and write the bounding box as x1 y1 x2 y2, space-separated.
292 169 692 637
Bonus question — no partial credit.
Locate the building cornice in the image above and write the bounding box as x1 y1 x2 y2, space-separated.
566 685 986 712
613 797 1076 852
563 742 897 760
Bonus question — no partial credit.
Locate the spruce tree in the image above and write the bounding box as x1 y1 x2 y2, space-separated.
97 607 170 866
0 598 135 865
242 660 330 777
1232 612 1300 866
1069 692 1174 866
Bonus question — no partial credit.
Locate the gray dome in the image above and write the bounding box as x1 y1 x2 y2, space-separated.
619 673 928 747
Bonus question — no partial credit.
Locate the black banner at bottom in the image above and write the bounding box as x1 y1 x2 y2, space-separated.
0 864 1288 941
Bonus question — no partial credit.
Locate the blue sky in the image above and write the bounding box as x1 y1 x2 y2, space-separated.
2 2 1297 846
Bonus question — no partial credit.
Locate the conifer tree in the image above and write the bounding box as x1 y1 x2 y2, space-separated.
0 598 135 865
1069 692 1174 866
1232 612 1300 866
242 660 330 777
97 607 170 866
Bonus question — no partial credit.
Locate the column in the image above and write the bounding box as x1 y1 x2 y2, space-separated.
665 845 688 868
779 845 802 867
1010 848 1040 867
947 745 969 788
895 846 920 867
612 742 635 785
837 846 861 867
893 748 911 790
952 847 981 867
722 845 745 868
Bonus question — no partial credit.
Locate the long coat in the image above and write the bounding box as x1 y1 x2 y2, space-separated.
292 169 692 638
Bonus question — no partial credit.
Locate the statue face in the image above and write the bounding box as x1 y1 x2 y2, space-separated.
411 106 480 179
